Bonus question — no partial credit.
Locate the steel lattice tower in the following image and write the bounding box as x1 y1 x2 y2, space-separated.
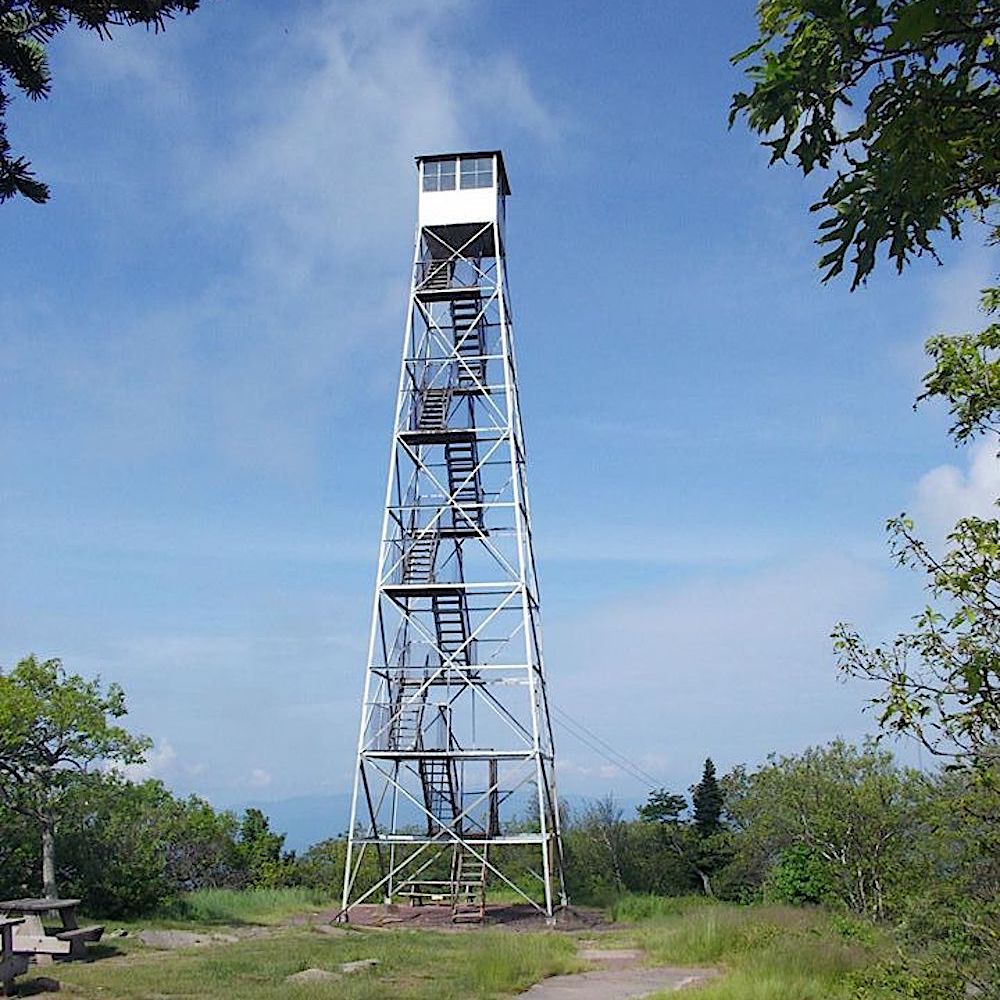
340 151 566 922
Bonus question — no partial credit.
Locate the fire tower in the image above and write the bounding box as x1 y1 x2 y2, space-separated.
340 151 566 921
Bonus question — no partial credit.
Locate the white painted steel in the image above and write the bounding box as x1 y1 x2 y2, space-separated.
419 186 498 229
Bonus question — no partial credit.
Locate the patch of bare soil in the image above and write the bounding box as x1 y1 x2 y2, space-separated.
290 902 610 933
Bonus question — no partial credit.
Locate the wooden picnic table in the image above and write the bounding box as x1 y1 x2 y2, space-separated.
0 899 103 963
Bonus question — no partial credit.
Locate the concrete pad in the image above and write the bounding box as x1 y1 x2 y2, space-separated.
340 958 379 974
136 930 242 949
577 948 643 968
137 930 214 950
520 966 717 999
285 967 342 984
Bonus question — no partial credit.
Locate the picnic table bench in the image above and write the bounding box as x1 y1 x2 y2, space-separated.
397 881 453 906
1 917 29 997
0 899 103 963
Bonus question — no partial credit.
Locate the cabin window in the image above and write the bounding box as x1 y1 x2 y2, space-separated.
423 159 456 192
460 156 493 189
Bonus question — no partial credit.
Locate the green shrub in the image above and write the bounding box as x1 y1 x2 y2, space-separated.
767 845 833 906
828 912 878 946
851 959 968 1000
55 774 287 916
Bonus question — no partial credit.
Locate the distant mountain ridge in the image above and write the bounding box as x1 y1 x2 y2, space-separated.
231 791 645 853
234 794 354 851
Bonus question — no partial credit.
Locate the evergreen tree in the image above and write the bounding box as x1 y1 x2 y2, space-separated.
1 2 202 203
638 788 687 826
692 758 723 838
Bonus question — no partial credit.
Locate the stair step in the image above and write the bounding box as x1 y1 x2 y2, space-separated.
390 678 426 733
418 388 451 431
423 264 452 289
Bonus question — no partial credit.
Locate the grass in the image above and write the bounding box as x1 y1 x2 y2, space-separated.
77 887 339 935
22 888 887 1000
157 886 336 925
606 895 886 1000
48 926 580 1000
608 892 712 923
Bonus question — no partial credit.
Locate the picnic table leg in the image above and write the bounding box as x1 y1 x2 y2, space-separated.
1 924 12 996
60 906 85 956
18 915 53 966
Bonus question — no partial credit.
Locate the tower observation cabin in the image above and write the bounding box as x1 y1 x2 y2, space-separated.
418 152 510 259
341 150 565 924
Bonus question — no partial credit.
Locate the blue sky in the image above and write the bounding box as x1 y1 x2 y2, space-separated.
2 0 997 814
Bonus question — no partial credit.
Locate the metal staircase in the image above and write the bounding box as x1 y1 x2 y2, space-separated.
443 439 483 534
422 259 452 291
402 533 438 584
388 677 425 751
432 591 472 666
451 844 487 923
419 387 450 431
419 756 460 834
451 296 486 392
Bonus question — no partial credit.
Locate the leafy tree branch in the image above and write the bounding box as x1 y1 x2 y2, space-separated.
730 0 1000 288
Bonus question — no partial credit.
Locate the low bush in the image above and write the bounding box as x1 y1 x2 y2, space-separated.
766 845 833 905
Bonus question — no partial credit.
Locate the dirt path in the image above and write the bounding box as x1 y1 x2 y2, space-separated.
519 946 718 999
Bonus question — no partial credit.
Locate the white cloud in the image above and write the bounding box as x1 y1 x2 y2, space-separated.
66 629 365 801
925 246 995 337
914 438 1000 536
8 1 560 479
112 737 177 782
249 768 272 789
191 2 560 286
66 20 190 108
557 758 622 780
3 508 373 565
893 243 996 380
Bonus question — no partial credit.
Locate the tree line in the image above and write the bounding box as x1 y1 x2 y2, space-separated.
2 652 996 995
